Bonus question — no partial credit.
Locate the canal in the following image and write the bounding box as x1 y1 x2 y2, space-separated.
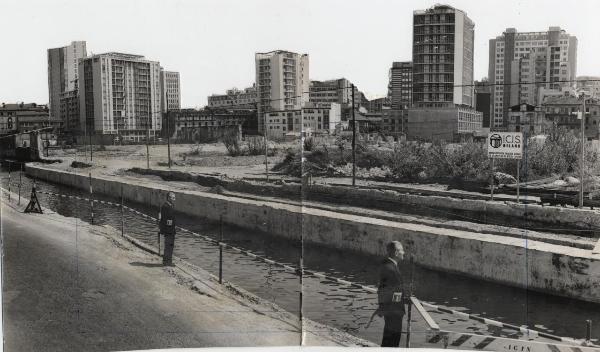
1 168 599 345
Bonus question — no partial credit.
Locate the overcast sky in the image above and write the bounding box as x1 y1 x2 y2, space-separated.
2 0 599 107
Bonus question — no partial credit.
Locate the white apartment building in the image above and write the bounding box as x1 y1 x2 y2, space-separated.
265 103 341 139
78 52 162 142
47 41 87 131
489 27 578 129
160 69 181 112
255 50 309 134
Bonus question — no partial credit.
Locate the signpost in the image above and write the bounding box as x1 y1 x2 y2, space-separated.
487 132 523 203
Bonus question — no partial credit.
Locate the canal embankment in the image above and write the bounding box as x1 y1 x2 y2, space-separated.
0 188 373 348
25 163 600 304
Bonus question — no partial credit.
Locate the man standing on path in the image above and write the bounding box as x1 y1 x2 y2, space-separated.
377 241 407 347
159 191 176 266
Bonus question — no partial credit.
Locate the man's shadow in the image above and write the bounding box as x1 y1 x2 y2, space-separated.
129 261 165 268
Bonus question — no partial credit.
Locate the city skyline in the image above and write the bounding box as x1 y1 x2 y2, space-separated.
2 0 600 108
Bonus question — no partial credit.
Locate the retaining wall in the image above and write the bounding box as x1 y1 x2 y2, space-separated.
129 167 600 235
26 164 600 304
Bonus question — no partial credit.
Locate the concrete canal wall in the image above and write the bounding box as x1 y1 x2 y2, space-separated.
129 167 600 235
26 164 600 304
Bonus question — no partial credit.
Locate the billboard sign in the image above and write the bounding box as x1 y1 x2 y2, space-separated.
487 132 523 159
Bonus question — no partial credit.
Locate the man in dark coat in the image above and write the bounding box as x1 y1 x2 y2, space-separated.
377 240 407 347
159 192 176 266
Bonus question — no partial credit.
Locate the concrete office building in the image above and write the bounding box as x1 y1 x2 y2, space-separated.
255 50 309 134
160 69 181 112
208 85 257 110
412 5 474 108
364 97 390 113
78 52 162 142
47 41 87 131
309 78 362 121
265 103 341 139
409 5 481 142
388 61 413 110
407 106 482 142
309 78 359 108
489 27 578 129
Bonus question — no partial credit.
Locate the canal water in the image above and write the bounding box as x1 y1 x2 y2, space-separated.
1 168 599 345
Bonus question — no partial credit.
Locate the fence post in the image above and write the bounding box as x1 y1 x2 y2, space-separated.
219 215 223 284
89 172 94 225
18 163 23 205
490 158 495 201
299 256 304 342
7 161 11 201
586 320 592 342
120 184 124 237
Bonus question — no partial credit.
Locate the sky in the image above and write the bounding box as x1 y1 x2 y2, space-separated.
2 0 600 107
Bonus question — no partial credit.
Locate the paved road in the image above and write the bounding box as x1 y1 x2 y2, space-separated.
1 199 314 351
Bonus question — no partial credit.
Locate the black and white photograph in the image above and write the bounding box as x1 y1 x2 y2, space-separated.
1 0 600 351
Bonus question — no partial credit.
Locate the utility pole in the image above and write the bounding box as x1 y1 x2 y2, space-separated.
264 111 269 182
146 94 151 169
351 83 356 186
580 96 586 208
88 119 93 162
166 111 171 168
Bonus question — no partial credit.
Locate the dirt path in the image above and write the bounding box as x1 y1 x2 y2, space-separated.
1 193 372 351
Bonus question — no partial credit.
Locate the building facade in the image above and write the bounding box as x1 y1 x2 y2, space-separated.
363 97 390 113
381 108 407 137
309 78 359 107
47 41 87 131
409 5 480 142
160 69 181 112
265 103 341 139
577 76 600 98
407 106 482 142
475 80 492 129
208 85 257 110
0 103 61 135
255 50 309 134
78 52 162 142
309 78 362 121
507 103 546 135
412 5 475 108
489 27 578 129
172 108 253 142
542 94 600 139
388 61 413 110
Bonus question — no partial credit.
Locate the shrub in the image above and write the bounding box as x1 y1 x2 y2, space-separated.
70 161 91 168
222 130 242 156
356 148 387 170
303 137 314 152
246 136 265 156
387 142 428 181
